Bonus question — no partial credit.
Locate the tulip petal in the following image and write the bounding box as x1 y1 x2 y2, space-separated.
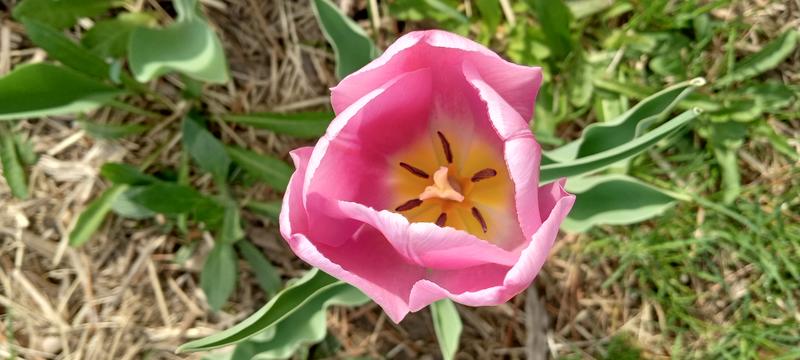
406 179 574 311
337 201 518 269
287 227 424 323
332 30 542 121
463 61 544 243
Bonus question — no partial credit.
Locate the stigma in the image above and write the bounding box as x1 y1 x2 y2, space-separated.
419 167 465 202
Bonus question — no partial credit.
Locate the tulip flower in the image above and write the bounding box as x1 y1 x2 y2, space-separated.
280 30 575 322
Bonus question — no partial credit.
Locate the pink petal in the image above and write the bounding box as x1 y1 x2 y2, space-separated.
332 30 542 121
463 61 543 244
337 201 518 269
279 147 314 239
406 179 575 310
287 226 425 323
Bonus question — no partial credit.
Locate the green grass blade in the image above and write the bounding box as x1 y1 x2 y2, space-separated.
0 123 29 199
12 0 115 29
21 17 111 79
69 184 128 247
182 115 231 183
245 200 282 221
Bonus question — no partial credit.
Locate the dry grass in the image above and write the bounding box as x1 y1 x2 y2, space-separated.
1 0 798 359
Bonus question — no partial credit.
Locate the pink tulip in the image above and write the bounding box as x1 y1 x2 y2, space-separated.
280 30 575 322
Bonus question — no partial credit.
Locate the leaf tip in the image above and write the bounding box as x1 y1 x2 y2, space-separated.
690 77 707 87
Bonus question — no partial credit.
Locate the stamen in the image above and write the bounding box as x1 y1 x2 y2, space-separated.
395 199 423 212
471 207 488 233
399 162 429 179
435 212 447 227
436 131 453 163
471 168 497 182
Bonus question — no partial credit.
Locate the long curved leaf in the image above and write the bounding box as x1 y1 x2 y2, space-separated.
312 0 378 79
223 112 333 139
21 17 110 79
539 108 701 183
561 174 678 232
717 30 799 87
0 63 121 120
177 268 338 352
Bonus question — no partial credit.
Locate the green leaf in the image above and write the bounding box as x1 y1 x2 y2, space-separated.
431 299 462 360
561 175 678 232
717 30 799 87
312 0 378 79
223 112 333 139
69 184 128 247
100 162 159 185
546 78 704 162
129 0 228 83
12 0 115 29
182 116 231 183
178 268 339 352
82 12 156 58
245 200 282 221
110 189 156 219
202 242 238 311
219 203 244 244
79 120 149 139
527 0 574 60
236 240 282 297
226 146 292 192
0 124 29 199
539 108 701 183
229 282 368 360
21 17 111 79
0 63 121 120
126 183 209 215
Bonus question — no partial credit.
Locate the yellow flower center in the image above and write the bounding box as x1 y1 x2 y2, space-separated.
387 129 514 242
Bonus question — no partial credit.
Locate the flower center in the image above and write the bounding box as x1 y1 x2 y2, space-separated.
389 130 504 239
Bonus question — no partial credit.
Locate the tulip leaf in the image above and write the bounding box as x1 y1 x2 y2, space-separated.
223 112 333 139
226 146 292 192
539 108 701 183
546 78 704 163
202 242 238 311
182 115 231 183
0 63 121 121
177 268 339 352
82 12 156 59
129 0 229 83
227 282 369 360
312 0 379 79
12 0 115 29
69 184 129 247
245 200 282 221
21 18 111 79
561 175 678 232
236 240 282 297
0 124 29 199
717 30 799 87
431 299 462 360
